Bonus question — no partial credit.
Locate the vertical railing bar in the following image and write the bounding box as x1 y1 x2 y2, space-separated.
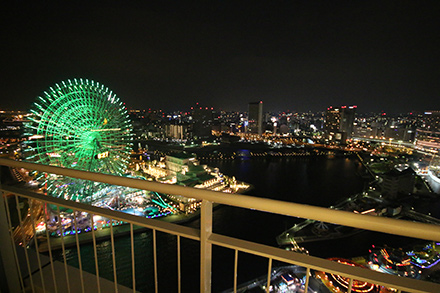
4 193 25 291
15 194 34 292
200 200 213 292
57 205 70 293
347 277 353 293
91 215 101 293
153 229 158 293
304 267 310 293
110 219 118 293
29 200 46 292
130 223 136 293
177 235 181 293
73 210 85 293
2 165 437 293
43 203 57 293
266 258 272 293
234 249 238 293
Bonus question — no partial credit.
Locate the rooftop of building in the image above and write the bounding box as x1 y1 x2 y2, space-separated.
384 164 415 177
167 152 196 160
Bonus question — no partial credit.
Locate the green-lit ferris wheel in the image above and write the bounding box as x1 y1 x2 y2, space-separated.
23 78 134 200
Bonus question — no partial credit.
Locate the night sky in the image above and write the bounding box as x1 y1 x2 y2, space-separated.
2 1 440 113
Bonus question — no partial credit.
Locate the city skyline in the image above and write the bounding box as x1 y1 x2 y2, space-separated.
2 2 440 288
2 2 440 113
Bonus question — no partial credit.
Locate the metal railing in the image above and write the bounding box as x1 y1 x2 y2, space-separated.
1 157 440 292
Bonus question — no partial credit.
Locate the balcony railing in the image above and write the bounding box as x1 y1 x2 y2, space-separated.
1 157 440 292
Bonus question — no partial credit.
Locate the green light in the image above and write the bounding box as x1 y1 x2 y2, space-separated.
24 78 134 201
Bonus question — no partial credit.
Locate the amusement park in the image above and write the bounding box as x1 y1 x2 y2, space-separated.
2 78 440 292
16 78 249 241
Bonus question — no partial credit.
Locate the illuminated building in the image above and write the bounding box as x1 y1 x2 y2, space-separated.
0 111 30 157
381 164 415 199
325 107 341 139
415 112 440 193
159 151 248 212
164 124 191 139
416 129 440 149
415 111 440 150
420 111 440 131
165 152 198 176
427 156 440 194
164 152 217 187
384 125 415 142
192 106 215 139
248 101 263 135
324 105 356 143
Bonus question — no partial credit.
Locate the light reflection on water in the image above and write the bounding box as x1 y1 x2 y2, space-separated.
52 155 370 292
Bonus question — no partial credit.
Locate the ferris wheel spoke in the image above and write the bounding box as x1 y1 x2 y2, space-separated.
24 78 133 202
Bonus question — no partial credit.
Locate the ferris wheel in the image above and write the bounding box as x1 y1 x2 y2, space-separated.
23 78 134 200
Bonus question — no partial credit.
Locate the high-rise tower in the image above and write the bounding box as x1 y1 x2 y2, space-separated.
248 101 263 135
192 106 215 139
324 105 356 142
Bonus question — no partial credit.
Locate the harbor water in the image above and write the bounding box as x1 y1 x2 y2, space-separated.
50 154 420 292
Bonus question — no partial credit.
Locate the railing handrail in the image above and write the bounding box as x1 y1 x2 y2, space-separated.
4 183 440 292
2 158 440 292
1 158 440 242
1 184 201 241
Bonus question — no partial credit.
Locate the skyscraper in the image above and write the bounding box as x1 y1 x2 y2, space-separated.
192 106 215 139
324 105 356 142
248 101 263 135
